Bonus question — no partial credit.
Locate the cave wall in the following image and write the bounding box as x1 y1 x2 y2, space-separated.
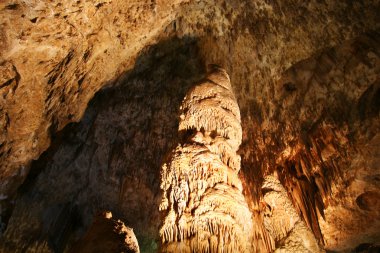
0 38 205 252
0 0 187 205
0 0 379 252
268 34 380 251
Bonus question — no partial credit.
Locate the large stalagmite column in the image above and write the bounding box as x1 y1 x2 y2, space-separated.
159 66 253 252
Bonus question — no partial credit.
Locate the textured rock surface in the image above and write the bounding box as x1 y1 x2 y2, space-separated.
262 175 323 253
262 34 380 251
0 38 205 252
0 0 379 252
68 211 139 253
159 67 253 252
0 0 187 210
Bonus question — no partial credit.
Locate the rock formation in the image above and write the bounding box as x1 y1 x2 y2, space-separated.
68 211 140 253
0 0 188 219
0 0 379 252
262 174 323 253
159 66 253 252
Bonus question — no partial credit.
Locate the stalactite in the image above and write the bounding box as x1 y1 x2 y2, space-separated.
159 66 253 252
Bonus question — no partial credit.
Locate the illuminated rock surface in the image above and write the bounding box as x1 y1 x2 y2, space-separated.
159 66 253 252
0 0 379 252
262 175 323 253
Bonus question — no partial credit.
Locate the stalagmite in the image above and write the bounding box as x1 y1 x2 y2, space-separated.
68 211 140 253
159 66 253 252
261 174 324 253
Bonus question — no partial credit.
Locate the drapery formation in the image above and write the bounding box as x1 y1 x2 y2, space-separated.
159 66 253 253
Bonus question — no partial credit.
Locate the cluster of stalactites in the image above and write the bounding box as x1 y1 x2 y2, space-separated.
261 175 325 253
159 66 253 253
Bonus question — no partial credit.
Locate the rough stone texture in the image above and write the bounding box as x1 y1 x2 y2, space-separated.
0 38 205 252
68 211 139 253
0 0 379 252
262 174 323 253
264 34 380 251
0 0 188 208
159 67 253 252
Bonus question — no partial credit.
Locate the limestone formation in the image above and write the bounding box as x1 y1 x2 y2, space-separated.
68 211 140 253
0 0 379 252
159 66 253 252
262 174 324 253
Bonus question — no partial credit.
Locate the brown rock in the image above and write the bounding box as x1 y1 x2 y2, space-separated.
68 211 139 253
0 0 379 252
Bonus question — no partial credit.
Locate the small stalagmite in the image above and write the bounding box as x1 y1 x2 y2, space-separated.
159 66 253 252
261 174 324 253
68 211 140 253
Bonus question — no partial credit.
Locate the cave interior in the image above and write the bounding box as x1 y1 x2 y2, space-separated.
0 0 379 252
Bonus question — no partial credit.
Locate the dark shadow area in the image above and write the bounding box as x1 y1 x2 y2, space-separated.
1 36 206 253
354 243 380 253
